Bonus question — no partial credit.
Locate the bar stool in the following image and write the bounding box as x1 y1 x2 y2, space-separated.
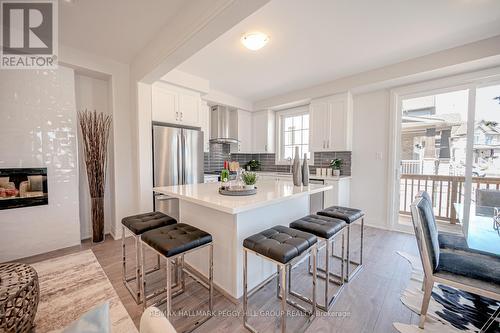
140 223 214 332
121 212 176 303
289 215 346 311
243 225 318 333
317 206 365 282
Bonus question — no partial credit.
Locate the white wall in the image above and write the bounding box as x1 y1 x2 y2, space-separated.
75 74 114 239
0 67 81 261
136 82 153 213
350 90 391 228
60 45 135 238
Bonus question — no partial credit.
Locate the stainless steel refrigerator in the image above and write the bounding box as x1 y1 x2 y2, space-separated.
153 124 204 220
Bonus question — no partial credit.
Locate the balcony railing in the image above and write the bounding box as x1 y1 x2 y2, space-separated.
399 174 500 223
401 160 423 174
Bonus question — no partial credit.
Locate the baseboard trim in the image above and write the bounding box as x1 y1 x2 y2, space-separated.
364 221 414 235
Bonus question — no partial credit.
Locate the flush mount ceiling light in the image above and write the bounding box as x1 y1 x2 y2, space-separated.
241 32 269 51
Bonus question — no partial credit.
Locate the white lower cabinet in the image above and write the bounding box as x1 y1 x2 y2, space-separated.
323 178 351 207
204 174 219 183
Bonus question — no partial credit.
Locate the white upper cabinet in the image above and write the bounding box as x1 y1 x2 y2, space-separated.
152 83 177 124
309 98 330 152
330 94 353 150
178 92 200 125
200 101 210 152
252 110 275 153
237 109 252 153
152 82 201 127
309 92 352 152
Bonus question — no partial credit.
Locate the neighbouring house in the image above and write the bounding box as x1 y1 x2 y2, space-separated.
451 120 500 176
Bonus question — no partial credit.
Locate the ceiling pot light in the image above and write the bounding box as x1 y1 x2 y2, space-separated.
241 32 269 51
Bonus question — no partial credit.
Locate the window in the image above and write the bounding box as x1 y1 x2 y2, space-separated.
276 106 311 164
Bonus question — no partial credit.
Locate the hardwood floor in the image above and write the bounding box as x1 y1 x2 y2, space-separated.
19 226 421 332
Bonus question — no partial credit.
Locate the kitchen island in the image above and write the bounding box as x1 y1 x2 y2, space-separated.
153 180 332 300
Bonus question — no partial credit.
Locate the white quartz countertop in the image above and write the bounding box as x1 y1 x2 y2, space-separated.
154 180 332 214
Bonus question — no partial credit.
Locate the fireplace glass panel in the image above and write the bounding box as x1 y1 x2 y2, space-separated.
0 168 48 210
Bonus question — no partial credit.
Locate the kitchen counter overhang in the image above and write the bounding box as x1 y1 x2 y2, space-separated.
153 180 332 214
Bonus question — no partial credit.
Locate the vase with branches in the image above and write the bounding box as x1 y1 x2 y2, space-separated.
78 110 112 243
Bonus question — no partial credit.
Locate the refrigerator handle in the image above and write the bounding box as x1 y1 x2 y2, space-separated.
177 132 183 185
183 131 187 184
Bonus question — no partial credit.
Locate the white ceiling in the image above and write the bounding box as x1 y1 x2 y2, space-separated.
177 0 500 102
59 0 186 63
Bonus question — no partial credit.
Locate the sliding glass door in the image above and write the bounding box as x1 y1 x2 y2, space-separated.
467 83 500 254
397 81 500 255
398 88 471 229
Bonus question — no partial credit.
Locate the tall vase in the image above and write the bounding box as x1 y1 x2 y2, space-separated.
302 153 309 186
292 146 302 186
91 197 105 243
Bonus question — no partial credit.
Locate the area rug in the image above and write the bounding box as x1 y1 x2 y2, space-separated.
393 251 499 333
32 250 138 333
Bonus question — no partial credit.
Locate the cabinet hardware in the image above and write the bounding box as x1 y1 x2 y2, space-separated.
176 111 179 120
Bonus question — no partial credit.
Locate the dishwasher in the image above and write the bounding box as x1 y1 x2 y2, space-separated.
309 178 325 214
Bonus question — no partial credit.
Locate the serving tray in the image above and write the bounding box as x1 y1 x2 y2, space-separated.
218 187 257 196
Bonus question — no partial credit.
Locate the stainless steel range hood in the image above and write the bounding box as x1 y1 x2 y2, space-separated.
209 105 239 144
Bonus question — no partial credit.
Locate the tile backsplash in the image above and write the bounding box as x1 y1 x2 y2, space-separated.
204 143 231 172
206 146 351 176
312 151 352 176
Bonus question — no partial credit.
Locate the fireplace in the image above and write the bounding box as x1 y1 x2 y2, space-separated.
0 168 48 210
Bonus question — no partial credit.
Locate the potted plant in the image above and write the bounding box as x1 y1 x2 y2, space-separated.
330 158 342 177
220 169 230 183
246 159 261 171
241 171 257 190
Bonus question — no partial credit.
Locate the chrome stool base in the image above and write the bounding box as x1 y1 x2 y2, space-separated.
121 225 162 304
303 230 346 311
331 218 364 282
243 245 318 333
141 241 214 333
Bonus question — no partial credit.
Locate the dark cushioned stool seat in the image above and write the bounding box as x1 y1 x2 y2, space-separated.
435 250 500 294
243 226 317 264
289 214 346 239
317 206 364 224
141 223 212 258
122 212 176 235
